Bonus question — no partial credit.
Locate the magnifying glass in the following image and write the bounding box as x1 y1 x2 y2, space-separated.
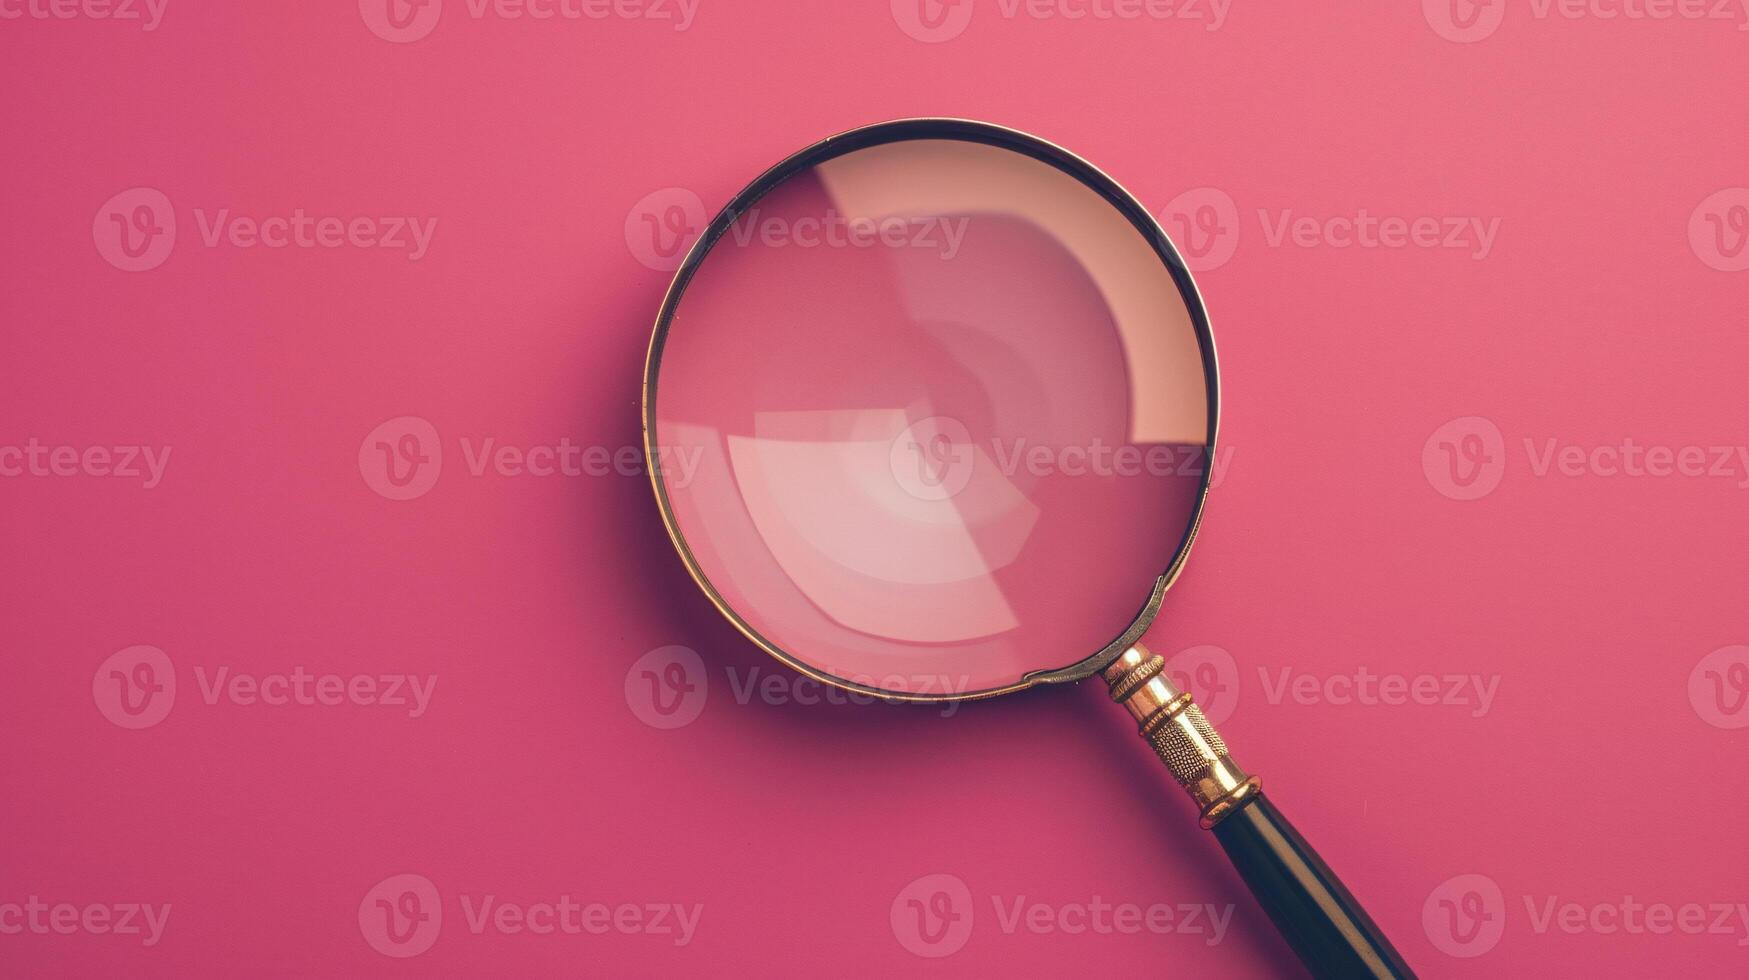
642 119 1413 978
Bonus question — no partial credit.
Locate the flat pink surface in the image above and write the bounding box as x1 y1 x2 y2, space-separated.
3 3 1748 977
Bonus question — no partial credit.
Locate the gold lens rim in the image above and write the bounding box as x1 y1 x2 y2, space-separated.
640 117 1222 704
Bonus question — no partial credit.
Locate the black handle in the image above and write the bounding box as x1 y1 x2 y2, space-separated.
1212 793 1415 979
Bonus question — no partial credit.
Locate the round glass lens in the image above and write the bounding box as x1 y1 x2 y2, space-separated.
650 132 1213 697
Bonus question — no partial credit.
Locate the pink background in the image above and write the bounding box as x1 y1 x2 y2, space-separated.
3 2 1748 976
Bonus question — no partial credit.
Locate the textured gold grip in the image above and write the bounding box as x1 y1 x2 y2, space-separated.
1104 645 1260 828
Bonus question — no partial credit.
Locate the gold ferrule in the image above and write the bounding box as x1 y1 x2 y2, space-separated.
1103 645 1260 828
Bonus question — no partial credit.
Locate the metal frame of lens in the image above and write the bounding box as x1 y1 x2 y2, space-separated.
642 117 1221 703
